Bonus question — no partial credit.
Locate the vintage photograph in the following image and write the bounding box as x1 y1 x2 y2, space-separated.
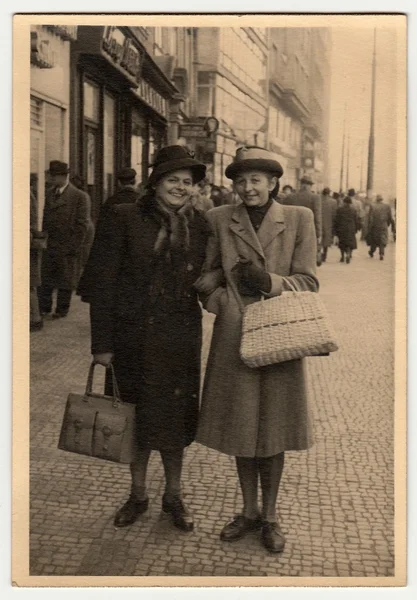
13 13 406 586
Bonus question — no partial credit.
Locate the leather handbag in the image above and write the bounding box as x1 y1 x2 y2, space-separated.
58 362 137 463
238 277 339 368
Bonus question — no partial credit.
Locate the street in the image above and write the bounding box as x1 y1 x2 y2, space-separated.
29 237 395 578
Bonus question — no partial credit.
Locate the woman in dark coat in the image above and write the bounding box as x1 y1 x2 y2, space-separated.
334 196 360 264
82 146 210 532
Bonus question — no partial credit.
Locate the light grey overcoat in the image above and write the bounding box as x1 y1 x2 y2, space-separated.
196 201 319 458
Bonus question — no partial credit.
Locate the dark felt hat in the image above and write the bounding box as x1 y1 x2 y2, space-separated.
118 167 137 181
148 145 206 186
49 161 69 175
348 188 356 196
225 146 283 180
300 175 314 185
322 187 331 195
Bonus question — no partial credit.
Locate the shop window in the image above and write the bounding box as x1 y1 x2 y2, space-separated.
149 124 166 168
103 93 116 200
83 80 99 123
131 109 147 185
30 96 43 128
45 102 65 167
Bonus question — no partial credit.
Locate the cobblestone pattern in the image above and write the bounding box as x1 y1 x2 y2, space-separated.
29 239 395 577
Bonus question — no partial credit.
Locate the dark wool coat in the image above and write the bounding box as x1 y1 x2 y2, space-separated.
41 182 89 289
195 202 319 458
366 202 393 248
321 194 338 248
281 188 322 241
82 199 210 452
334 204 360 251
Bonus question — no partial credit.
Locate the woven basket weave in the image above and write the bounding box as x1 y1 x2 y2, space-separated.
240 290 339 368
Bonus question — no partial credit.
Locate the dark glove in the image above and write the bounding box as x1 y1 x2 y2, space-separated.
232 257 271 296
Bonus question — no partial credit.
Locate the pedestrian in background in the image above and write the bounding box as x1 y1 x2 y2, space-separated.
366 195 393 261
103 167 141 210
70 174 95 273
281 175 322 263
38 161 89 319
82 145 216 532
320 187 337 263
334 195 361 264
194 146 318 553
191 177 215 212
30 176 48 331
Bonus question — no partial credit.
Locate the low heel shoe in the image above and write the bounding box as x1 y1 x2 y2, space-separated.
162 494 194 532
113 496 149 528
261 521 286 553
220 514 263 542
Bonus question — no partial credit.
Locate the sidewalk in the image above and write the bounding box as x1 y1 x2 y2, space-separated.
29 240 396 578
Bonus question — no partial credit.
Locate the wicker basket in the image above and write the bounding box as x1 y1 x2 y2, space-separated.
240 290 339 368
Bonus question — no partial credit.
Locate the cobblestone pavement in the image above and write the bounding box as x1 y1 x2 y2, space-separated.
29 238 396 578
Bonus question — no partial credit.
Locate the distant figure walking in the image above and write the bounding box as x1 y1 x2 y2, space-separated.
366 195 394 261
334 196 361 264
320 187 337 263
281 176 322 244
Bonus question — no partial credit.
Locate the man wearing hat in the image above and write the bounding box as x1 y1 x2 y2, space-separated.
366 194 394 261
38 160 90 319
102 167 140 209
320 187 337 263
281 175 322 252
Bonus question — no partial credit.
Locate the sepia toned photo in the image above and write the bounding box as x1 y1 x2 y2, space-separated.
13 13 406 588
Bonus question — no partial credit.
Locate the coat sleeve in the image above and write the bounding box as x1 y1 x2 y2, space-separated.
68 190 89 254
194 210 227 315
268 208 319 295
85 206 126 354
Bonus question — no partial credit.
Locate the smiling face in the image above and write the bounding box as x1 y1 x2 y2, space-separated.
233 170 277 207
154 169 195 209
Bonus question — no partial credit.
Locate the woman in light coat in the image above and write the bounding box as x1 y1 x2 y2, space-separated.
194 147 319 553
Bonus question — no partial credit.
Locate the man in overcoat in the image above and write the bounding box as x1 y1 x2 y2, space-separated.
281 175 322 245
38 161 89 318
366 195 394 260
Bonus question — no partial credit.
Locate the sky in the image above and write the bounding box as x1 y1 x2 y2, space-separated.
327 24 400 199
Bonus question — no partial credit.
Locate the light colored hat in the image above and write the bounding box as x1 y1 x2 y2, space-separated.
225 146 283 180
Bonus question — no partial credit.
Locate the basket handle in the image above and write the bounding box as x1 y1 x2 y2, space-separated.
85 362 122 403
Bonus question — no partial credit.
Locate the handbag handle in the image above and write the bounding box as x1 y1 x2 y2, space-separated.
85 362 122 403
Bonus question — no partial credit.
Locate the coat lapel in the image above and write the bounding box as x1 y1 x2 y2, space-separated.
229 204 265 259
49 184 70 210
256 201 286 250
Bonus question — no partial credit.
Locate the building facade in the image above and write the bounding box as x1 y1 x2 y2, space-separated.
177 27 269 186
30 25 78 228
267 27 331 190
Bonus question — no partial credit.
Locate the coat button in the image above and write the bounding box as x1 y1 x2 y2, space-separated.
148 316 154 324
174 388 182 397
186 263 194 271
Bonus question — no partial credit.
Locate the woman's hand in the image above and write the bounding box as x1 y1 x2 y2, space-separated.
232 258 271 295
93 352 115 367
193 268 225 294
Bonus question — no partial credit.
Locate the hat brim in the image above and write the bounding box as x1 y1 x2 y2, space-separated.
149 158 206 186
49 168 70 175
225 159 283 180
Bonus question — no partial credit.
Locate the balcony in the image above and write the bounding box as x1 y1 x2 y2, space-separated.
270 53 310 120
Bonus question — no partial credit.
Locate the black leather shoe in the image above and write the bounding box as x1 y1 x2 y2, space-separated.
162 494 194 532
30 320 43 332
220 514 263 542
113 496 149 528
52 312 68 319
261 521 286 553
